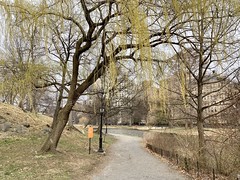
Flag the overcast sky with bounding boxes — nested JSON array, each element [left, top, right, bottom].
[[0, 13, 4, 52]]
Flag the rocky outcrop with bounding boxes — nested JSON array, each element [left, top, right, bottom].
[[0, 117, 29, 134]]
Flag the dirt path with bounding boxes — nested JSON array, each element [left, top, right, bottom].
[[91, 134, 190, 180]]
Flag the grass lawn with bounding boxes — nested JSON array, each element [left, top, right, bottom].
[[0, 130, 115, 180]]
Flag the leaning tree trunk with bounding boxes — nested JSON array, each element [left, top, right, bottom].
[[52, 106, 61, 130], [41, 38, 106, 152], [52, 64, 67, 129], [41, 106, 71, 152]]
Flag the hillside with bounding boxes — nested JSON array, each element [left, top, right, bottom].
[[0, 103, 115, 179], [0, 103, 52, 137]]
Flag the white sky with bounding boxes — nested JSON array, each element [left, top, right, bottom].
[[0, 13, 5, 52]]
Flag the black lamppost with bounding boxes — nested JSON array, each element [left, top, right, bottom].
[[98, 92, 104, 153], [105, 117, 108, 134]]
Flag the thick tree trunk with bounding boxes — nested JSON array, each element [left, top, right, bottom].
[[196, 78, 206, 166], [52, 107, 60, 129], [197, 12, 207, 166], [197, 72, 206, 166], [18, 99, 24, 110], [52, 64, 67, 129], [28, 90, 37, 113], [68, 111, 74, 127], [197, 119, 206, 166], [41, 106, 71, 152]]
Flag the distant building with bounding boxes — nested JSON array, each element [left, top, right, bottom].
[[166, 73, 240, 126]]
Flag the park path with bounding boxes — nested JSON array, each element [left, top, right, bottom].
[[91, 134, 190, 180]]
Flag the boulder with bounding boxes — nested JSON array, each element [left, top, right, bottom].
[[15, 125, 27, 133], [1, 122, 12, 132], [42, 125, 52, 134]]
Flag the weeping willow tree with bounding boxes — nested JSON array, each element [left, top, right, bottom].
[[0, 59, 49, 109], [0, 8, 50, 111], [0, 0, 159, 152]]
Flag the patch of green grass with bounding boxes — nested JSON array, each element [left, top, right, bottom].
[[0, 138, 20, 145], [4, 164, 20, 176]]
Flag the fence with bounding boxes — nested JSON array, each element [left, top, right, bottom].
[[144, 129, 240, 180], [146, 143, 219, 179]]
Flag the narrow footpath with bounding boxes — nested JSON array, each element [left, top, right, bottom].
[[92, 134, 190, 180]]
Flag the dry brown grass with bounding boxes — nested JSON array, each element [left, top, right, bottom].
[[0, 130, 115, 179], [144, 128, 240, 180], [0, 103, 52, 130], [0, 103, 115, 179]]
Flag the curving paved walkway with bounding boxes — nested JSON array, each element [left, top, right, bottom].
[[92, 134, 190, 180]]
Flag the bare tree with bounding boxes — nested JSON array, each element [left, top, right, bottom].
[[164, 0, 240, 165]]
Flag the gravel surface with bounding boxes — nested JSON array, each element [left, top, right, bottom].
[[92, 134, 190, 180]]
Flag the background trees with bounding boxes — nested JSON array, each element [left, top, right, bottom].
[[0, 15, 50, 112]]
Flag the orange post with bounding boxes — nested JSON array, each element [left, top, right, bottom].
[[88, 126, 94, 154], [88, 126, 94, 139]]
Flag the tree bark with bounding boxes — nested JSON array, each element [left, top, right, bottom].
[[196, 77, 207, 166], [197, 70, 207, 166], [41, 106, 71, 152], [68, 111, 74, 127], [52, 63, 67, 129], [197, 119, 206, 166], [18, 99, 24, 110]]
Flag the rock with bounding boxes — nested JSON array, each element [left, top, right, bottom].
[[15, 125, 23, 133], [42, 125, 52, 134], [15, 125, 27, 133], [1, 122, 11, 132]]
